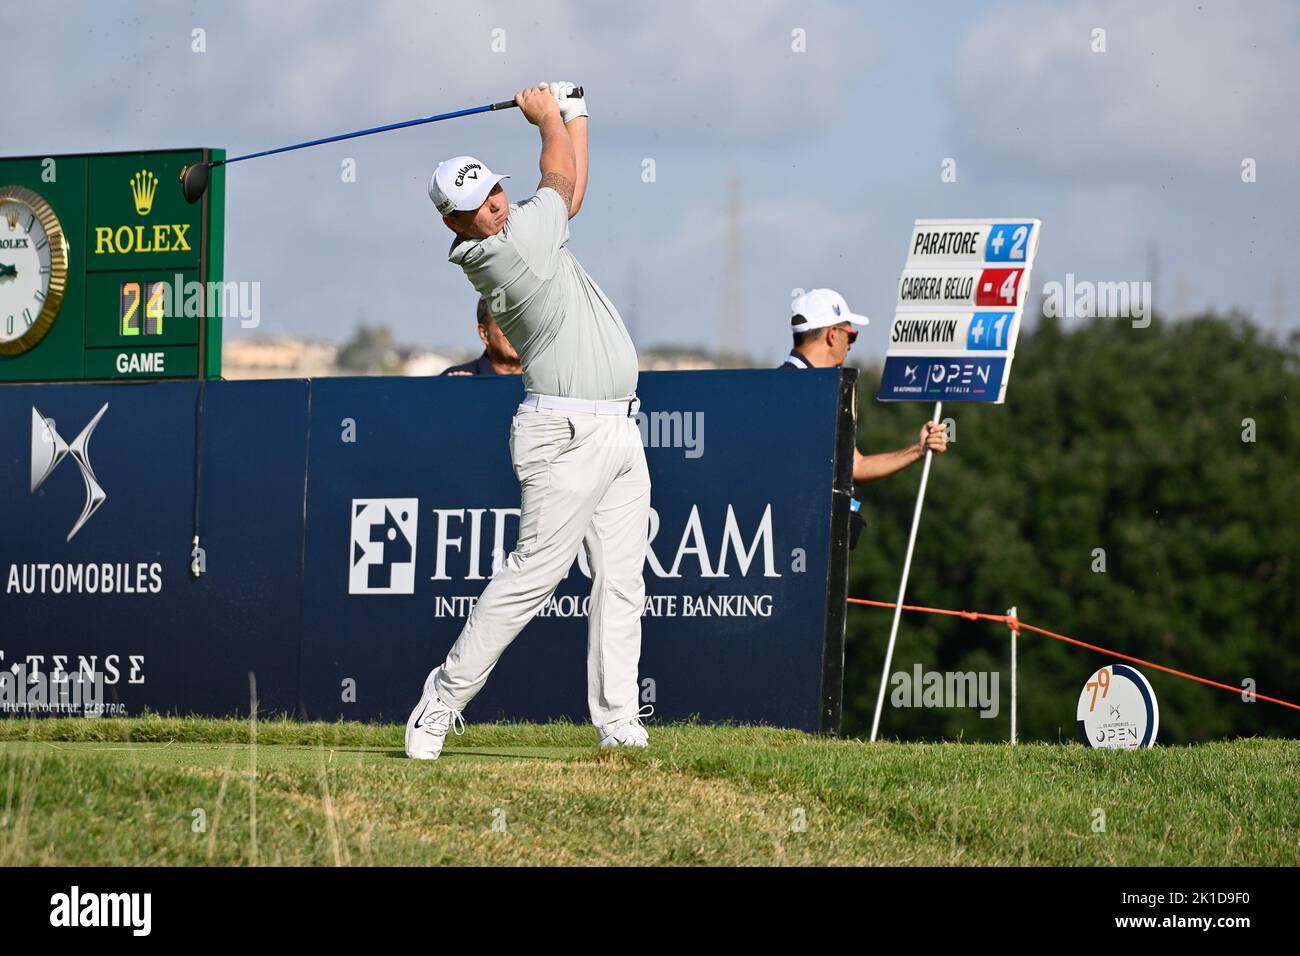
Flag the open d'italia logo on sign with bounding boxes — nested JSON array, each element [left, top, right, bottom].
[[1076, 664, 1159, 749]]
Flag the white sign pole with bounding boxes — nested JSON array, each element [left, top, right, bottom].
[[869, 399, 942, 742], [1007, 605, 1018, 745]]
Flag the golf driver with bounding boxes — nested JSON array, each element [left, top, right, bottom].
[[179, 87, 584, 203]]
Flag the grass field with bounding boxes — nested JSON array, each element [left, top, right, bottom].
[[1, 717, 1296, 866]]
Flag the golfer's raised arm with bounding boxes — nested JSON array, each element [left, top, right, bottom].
[[566, 115, 588, 218], [541, 81, 589, 217], [515, 87, 576, 211]]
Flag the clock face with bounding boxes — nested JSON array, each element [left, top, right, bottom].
[[0, 186, 68, 356]]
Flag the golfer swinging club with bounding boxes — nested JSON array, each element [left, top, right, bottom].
[[406, 82, 651, 759]]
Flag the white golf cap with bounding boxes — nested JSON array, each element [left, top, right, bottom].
[[790, 288, 869, 332], [428, 155, 510, 215]]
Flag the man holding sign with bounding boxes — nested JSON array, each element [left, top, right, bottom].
[[780, 287, 948, 484]]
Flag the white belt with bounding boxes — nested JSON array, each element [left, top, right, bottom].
[[521, 392, 640, 417]]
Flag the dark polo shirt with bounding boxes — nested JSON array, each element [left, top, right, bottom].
[[779, 349, 814, 369], [441, 352, 499, 376], [779, 347, 865, 547]]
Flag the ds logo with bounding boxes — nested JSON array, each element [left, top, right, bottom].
[[31, 403, 110, 541], [349, 499, 418, 594]]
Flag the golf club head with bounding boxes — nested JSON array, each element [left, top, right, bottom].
[[179, 162, 211, 204]]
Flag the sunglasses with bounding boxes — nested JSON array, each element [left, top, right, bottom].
[[835, 325, 858, 345]]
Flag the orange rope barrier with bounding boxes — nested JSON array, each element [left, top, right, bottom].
[[847, 597, 1300, 714]]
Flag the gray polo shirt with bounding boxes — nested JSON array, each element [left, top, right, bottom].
[[447, 187, 638, 401]]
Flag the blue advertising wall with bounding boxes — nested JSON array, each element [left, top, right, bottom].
[[0, 369, 854, 732]]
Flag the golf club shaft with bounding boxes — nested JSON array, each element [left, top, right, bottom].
[[222, 89, 583, 168]]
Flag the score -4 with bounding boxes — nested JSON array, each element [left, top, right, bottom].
[[974, 268, 1024, 308]]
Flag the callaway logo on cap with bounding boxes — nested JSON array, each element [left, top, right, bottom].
[[428, 155, 511, 216], [790, 288, 869, 332]]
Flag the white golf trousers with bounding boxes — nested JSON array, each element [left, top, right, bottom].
[[434, 400, 652, 726]]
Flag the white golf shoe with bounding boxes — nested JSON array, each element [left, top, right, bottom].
[[597, 705, 653, 750], [405, 668, 466, 760]]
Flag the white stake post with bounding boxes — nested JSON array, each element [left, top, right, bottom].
[[869, 400, 942, 742], [1007, 605, 1018, 745]]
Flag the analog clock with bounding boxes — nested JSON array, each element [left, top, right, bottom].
[[0, 185, 69, 356]]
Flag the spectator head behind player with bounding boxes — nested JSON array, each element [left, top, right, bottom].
[[477, 297, 520, 367]]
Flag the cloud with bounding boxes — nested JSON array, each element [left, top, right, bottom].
[[217, 0, 875, 146], [8, 0, 874, 154], [949, 0, 1300, 182]]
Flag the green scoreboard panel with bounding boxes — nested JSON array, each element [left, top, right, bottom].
[[0, 148, 225, 382]]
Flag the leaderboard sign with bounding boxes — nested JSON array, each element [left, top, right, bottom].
[[879, 219, 1041, 403], [0, 149, 225, 383]]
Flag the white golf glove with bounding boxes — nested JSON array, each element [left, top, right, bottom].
[[538, 80, 588, 123]]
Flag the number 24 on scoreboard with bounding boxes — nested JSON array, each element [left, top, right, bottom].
[[119, 281, 166, 337]]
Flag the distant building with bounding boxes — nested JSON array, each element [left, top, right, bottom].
[[398, 349, 460, 377], [638, 348, 722, 371], [223, 339, 737, 380], [223, 337, 462, 379], [222, 338, 339, 379]]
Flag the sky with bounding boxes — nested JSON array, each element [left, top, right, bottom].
[[6, 0, 1298, 363]]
